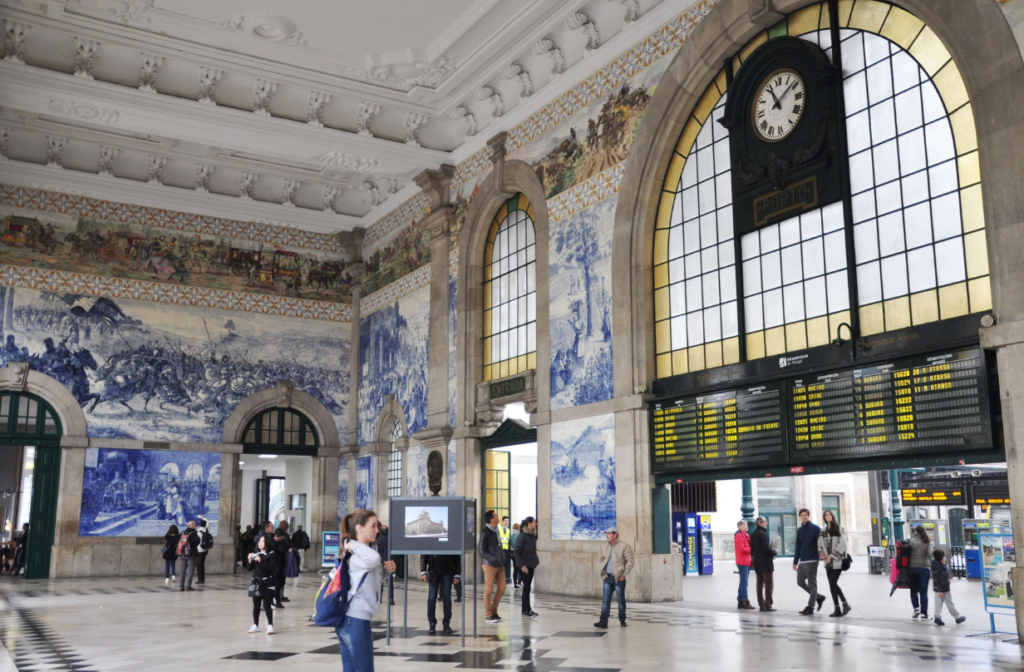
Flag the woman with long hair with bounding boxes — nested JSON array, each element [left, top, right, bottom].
[[908, 525, 934, 618], [336, 509, 396, 671], [162, 524, 179, 585], [245, 533, 279, 634], [817, 511, 851, 617]]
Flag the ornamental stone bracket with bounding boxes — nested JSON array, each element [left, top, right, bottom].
[[747, 0, 785, 26], [474, 369, 537, 430], [487, 132, 509, 195], [411, 426, 453, 451], [413, 164, 455, 210]]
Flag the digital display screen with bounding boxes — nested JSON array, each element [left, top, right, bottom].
[[901, 486, 964, 504], [789, 348, 991, 462], [649, 347, 993, 476], [650, 382, 786, 474], [322, 531, 340, 568]]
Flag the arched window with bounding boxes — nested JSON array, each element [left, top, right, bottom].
[[653, 1, 990, 378], [387, 421, 403, 498], [242, 407, 319, 455], [0, 392, 60, 440], [483, 194, 537, 381]]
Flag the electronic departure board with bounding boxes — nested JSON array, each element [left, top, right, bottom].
[[650, 382, 787, 473], [900, 486, 965, 505], [789, 348, 991, 462]]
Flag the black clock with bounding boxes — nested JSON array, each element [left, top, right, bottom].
[[720, 37, 846, 238]]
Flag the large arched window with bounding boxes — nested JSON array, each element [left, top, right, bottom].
[[653, 1, 990, 378], [243, 407, 319, 455], [387, 420, 403, 498], [483, 193, 537, 381]]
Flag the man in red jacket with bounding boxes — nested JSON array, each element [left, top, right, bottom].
[[735, 521, 755, 609]]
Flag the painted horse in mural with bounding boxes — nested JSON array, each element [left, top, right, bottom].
[[64, 232, 103, 260]]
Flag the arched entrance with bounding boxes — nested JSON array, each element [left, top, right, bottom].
[[242, 407, 319, 529], [0, 391, 62, 579]]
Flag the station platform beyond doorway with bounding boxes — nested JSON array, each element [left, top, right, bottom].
[[1, 567, 1022, 671]]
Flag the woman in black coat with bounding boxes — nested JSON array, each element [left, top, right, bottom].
[[162, 525, 179, 585], [749, 517, 777, 612], [245, 535, 280, 634]]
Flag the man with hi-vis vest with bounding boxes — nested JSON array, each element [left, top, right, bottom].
[[498, 516, 513, 585]]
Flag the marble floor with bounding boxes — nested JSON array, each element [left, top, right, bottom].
[[1, 569, 1023, 672]]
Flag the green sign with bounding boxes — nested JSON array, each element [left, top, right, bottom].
[[490, 376, 526, 400]]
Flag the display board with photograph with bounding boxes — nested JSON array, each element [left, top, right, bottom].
[[322, 531, 341, 568], [981, 533, 1017, 612], [387, 497, 476, 555]]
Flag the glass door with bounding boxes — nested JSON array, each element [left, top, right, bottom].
[[484, 450, 510, 523]]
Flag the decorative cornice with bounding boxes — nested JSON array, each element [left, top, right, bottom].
[[360, 263, 431, 317], [506, 0, 718, 154], [0, 183, 349, 253], [363, 192, 431, 248], [0, 264, 351, 323], [547, 161, 624, 222]]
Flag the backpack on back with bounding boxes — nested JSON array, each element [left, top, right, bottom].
[[313, 551, 365, 627], [177, 532, 193, 558], [895, 539, 912, 569], [200, 530, 214, 551]]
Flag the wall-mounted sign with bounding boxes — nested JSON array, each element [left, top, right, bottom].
[[901, 487, 965, 505], [490, 376, 526, 400]]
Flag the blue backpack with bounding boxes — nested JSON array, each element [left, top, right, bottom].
[[312, 552, 365, 627]]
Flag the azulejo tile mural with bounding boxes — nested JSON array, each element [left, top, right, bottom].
[[406, 445, 429, 497], [0, 198, 354, 304], [356, 455, 375, 510], [0, 264, 351, 323], [551, 414, 616, 541], [448, 444, 456, 497], [338, 457, 350, 524], [0, 286, 350, 442], [79, 448, 221, 537], [357, 284, 430, 445], [549, 195, 615, 411]]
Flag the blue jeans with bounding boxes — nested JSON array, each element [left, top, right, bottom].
[[737, 565, 750, 601], [336, 616, 374, 672], [909, 567, 931, 615], [427, 573, 454, 627], [164, 559, 175, 579], [600, 576, 626, 624]]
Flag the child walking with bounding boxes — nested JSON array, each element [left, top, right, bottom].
[[931, 549, 966, 626]]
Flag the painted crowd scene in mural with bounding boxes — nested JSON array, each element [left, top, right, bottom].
[[0, 286, 350, 442], [357, 287, 430, 445], [79, 448, 221, 537], [337, 457, 350, 524], [549, 197, 615, 411], [550, 414, 616, 541], [356, 455, 375, 510], [361, 220, 432, 296], [0, 205, 354, 303]]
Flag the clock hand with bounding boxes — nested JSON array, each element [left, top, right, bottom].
[[774, 81, 798, 109], [767, 86, 781, 109]]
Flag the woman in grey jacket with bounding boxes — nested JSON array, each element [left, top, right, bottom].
[[908, 525, 934, 618], [336, 509, 396, 672], [817, 511, 851, 617]]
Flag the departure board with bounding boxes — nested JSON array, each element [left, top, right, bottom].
[[650, 382, 787, 473], [789, 348, 991, 462], [900, 486, 965, 505]]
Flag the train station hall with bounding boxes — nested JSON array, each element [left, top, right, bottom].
[[2, 0, 1024, 670]]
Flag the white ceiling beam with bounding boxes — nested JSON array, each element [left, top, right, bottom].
[[0, 160, 364, 234], [0, 62, 452, 176]]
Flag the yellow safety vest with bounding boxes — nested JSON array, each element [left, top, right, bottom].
[[498, 524, 511, 550]]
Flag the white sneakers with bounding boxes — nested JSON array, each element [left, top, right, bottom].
[[267, 624, 275, 635], [164, 578, 169, 585], [248, 625, 259, 634]]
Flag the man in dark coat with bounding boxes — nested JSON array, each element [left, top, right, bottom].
[[421, 553, 461, 635], [749, 516, 776, 612]]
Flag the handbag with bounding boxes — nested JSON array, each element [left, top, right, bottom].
[[248, 577, 261, 598], [840, 554, 852, 571], [160, 546, 168, 555]]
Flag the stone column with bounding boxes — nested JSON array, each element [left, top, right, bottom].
[[310, 453, 339, 568], [411, 165, 457, 474], [980, 322, 1024, 638], [346, 262, 365, 451]]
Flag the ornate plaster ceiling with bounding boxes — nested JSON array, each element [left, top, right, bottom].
[[0, 0, 676, 233]]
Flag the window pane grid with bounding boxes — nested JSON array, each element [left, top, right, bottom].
[[388, 421, 403, 498], [483, 195, 538, 381]]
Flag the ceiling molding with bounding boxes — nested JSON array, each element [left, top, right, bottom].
[[0, 160, 362, 233]]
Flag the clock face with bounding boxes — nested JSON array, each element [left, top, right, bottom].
[[752, 70, 805, 142]]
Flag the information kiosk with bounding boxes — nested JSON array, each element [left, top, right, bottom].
[[964, 520, 1009, 579]]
